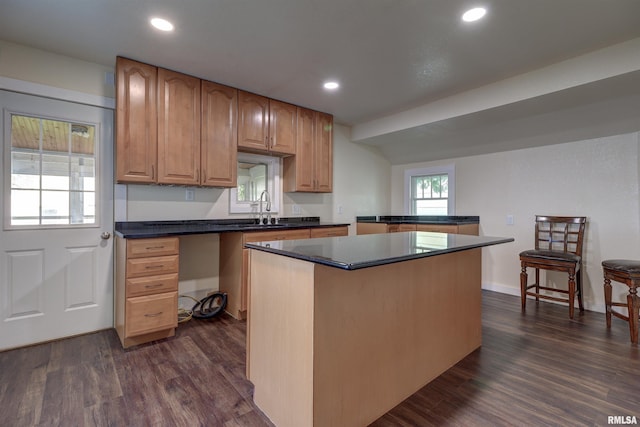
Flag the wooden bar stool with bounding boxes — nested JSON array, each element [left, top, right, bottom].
[[520, 216, 586, 319], [602, 260, 640, 345]]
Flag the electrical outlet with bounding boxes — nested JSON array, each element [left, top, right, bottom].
[[292, 205, 301, 215], [338, 205, 344, 215], [506, 215, 514, 225], [185, 189, 195, 201]]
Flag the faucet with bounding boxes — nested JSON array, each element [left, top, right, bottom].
[[258, 190, 271, 224]]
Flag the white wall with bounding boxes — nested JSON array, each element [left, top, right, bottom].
[[0, 40, 115, 100], [391, 132, 640, 313]]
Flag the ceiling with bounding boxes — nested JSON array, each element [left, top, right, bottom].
[[1, 0, 640, 164]]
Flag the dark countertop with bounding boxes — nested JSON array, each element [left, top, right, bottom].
[[356, 215, 479, 225], [115, 217, 351, 239], [246, 231, 513, 270]]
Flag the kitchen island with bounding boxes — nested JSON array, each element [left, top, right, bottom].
[[246, 231, 513, 427]]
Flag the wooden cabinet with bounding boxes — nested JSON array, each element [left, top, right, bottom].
[[310, 226, 348, 238], [220, 226, 345, 319], [416, 223, 479, 235], [315, 112, 334, 192], [201, 81, 238, 187], [357, 222, 479, 235], [157, 68, 201, 185], [116, 57, 157, 183], [283, 108, 333, 193], [238, 91, 296, 156], [115, 236, 179, 348], [116, 57, 237, 187], [389, 224, 417, 233]]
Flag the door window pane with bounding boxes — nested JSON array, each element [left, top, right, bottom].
[[9, 114, 97, 227]]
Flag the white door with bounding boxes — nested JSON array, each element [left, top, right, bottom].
[[0, 90, 114, 351]]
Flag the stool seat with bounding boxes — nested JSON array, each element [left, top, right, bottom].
[[519, 249, 581, 264], [602, 259, 640, 345], [602, 259, 640, 275]]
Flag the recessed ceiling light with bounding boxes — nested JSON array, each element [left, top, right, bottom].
[[323, 81, 339, 90], [461, 7, 487, 22], [150, 17, 174, 32]]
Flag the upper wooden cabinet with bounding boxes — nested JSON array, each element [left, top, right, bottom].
[[283, 108, 333, 193], [201, 81, 238, 187], [238, 91, 296, 156], [116, 57, 157, 183], [157, 68, 201, 185], [115, 57, 237, 187]]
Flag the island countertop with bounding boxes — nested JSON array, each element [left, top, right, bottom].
[[246, 231, 513, 270]]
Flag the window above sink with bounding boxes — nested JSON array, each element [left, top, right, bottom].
[[229, 153, 280, 214]]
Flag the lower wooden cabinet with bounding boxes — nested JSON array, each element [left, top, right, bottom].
[[115, 236, 179, 348], [357, 222, 479, 236], [220, 226, 348, 319]]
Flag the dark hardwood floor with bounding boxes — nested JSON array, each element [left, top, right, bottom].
[[1, 291, 638, 427]]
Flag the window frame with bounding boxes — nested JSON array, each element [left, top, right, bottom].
[[404, 164, 455, 216], [229, 152, 281, 214], [3, 109, 101, 230]]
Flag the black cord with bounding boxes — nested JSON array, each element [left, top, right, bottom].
[[191, 292, 228, 319]]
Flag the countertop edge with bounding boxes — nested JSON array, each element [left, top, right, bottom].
[[246, 234, 514, 270], [114, 221, 351, 239]]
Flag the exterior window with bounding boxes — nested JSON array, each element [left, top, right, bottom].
[[9, 114, 96, 227], [404, 165, 455, 215], [411, 174, 448, 215]]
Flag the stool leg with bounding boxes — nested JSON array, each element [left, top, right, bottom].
[[534, 268, 540, 302], [577, 268, 584, 312], [628, 285, 639, 345], [520, 264, 528, 312], [604, 277, 613, 328], [568, 273, 575, 319]]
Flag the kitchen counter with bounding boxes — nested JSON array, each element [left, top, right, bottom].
[[247, 231, 513, 427], [246, 231, 512, 270], [356, 215, 479, 225], [115, 217, 350, 239]]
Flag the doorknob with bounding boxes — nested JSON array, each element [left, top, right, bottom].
[[101, 232, 111, 240]]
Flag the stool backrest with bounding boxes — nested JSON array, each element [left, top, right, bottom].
[[534, 215, 586, 256]]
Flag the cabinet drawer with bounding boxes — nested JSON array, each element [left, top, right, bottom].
[[125, 292, 178, 337], [310, 226, 349, 238], [243, 228, 311, 243], [126, 255, 179, 278], [127, 237, 179, 258], [126, 273, 179, 297], [416, 224, 459, 233]]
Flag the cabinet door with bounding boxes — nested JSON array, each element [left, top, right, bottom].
[[315, 112, 333, 192], [284, 107, 315, 192], [268, 99, 296, 155], [116, 57, 157, 183], [238, 91, 269, 152], [415, 224, 459, 233], [157, 68, 201, 185], [310, 226, 348, 238], [201, 81, 237, 187]]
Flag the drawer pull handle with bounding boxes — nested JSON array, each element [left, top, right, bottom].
[[144, 283, 163, 288], [145, 312, 163, 317], [145, 246, 166, 250]]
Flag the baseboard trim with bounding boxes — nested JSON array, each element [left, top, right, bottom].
[[481, 282, 605, 314]]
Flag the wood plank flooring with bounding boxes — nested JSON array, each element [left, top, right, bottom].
[[1, 291, 638, 426]]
